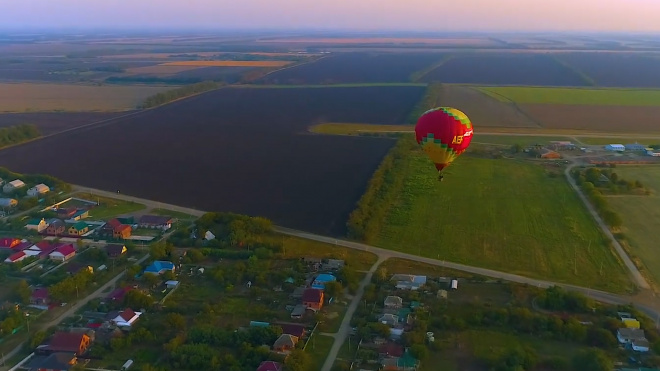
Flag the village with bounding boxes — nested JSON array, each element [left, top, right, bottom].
[[0, 174, 658, 371]]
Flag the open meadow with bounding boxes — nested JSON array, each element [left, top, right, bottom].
[[479, 86, 660, 106], [0, 85, 424, 236], [368, 139, 629, 292], [0, 83, 171, 112], [602, 165, 660, 286]]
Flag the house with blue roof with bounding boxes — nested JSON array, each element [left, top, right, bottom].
[[312, 273, 336, 289], [144, 260, 175, 275]]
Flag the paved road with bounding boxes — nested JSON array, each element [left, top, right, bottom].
[[563, 163, 650, 290], [319, 256, 386, 371], [0, 253, 150, 368]]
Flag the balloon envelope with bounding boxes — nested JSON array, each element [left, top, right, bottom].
[[414, 107, 474, 171]]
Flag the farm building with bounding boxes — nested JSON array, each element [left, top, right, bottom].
[[144, 260, 175, 275], [3, 179, 25, 193], [26, 218, 49, 232], [49, 244, 77, 262], [311, 273, 336, 289], [625, 143, 647, 151], [301, 288, 324, 311], [27, 183, 50, 197], [0, 198, 18, 207], [138, 215, 174, 230], [549, 141, 575, 150], [646, 150, 660, 157], [540, 149, 561, 159], [108, 308, 141, 327], [605, 144, 625, 151]]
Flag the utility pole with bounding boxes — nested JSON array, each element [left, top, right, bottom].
[[25, 313, 30, 332]]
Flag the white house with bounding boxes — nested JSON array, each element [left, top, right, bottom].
[[632, 339, 650, 352], [617, 328, 646, 344], [111, 308, 142, 327], [604, 144, 625, 151], [27, 184, 50, 197], [3, 179, 25, 193]]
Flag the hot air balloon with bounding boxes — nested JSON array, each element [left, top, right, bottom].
[[414, 107, 474, 181]]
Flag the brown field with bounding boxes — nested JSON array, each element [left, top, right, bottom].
[[0, 83, 171, 112], [102, 52, 222, 59], [160, 60, 292, 67], [520, 104, 660, 133], [124, 65, 203, 75], [257, 37, 495, 45], [438, 85, 540, 128]]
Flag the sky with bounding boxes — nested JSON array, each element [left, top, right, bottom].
[[3, 0, 660, 33]]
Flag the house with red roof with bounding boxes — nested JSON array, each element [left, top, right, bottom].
[[38, 332, 91, 356], [31, 288, 50, 306], [257, 361, 283, 371], [108, 308, 141, 327], [49, 244, 76, 262], [275, 323, 306, 339], [99, 219, 132, 240], [301, 288, 324, 312], [4, 250, 27, 263], [0, 237, 22, 251], [34, 241, 59, 259], [379, 341, 404, 358], [106, 286, 131, 301]]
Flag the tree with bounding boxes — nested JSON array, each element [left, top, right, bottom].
[[143, 273, 160, 287], [29, 330, 47, 348], [572, 348, 613, 371], [14, 280, 31, 304], [165, 313, 186, 333], [601, 209, 622, 229], [284, 349, 311, 371], [410, 344, 428, 361], [324, 281, 343, 300], [587, 328, 617, 349], [124, 290, 154, 310]]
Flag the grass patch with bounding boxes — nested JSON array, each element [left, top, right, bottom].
[[318, 302, 348, 333], [281, 236, 378, 271], [364, 136, 629, 292], [307, 333, 334, 371], [149, 208, 197, 220], [234, 83, 427, 89], [576, 137, 657, 145], [310, 123, 412, 135], [0, 83, 171, 112], [604, 165, 660, 286], [474, 134, 572, 146], [74, 193, 146, 219], [478, 86, 660, 106]]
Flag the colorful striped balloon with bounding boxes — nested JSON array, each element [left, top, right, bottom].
[[414, 107, 474, 173]]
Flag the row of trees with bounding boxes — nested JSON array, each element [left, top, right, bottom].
[[347, 136, 418, 242], [47, 270, 94, 302], [573, 169, 623, 229], [582, 167, 647, 194], [0, 124, 40, 149], [138, 81, 222, 108]]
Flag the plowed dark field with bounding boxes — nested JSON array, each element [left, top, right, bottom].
[[557, 53, 660, 87], [520, 104, 660, 133], [260, 53, 445, 84], [420, 53, 590, 86], [0, 86, 424, 235], [0, 112, 132, 135], [437, 85, 539, 128]]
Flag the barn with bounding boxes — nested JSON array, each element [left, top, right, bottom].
[[605, 144, 625, 151]]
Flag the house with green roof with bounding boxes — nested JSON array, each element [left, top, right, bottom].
[[381, 348, 419, 370], [25, 218, 48, 233], [67, 221, 89, 236]]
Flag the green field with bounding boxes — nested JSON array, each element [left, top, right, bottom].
[[234, 83, 427, 89], [74, 193, 146, 219], [474, 134, 571, 146], [604, 165, 660, 286], [478, 86, 660, 106], [372, 147, 629, 292]]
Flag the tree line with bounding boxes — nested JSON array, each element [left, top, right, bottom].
[[138, 81, 222, 108], [572, 168, 623, 229], [347, 136, 418, 243], [0, 124, 40, 149]]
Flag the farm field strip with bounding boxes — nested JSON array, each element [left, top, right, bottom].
[[0, 86, 424, 236], [373, 147, 629, 292], [161, 60, 292, 67], [256, 37, 497, 45], [124, 65, 204, 74], [602, 165, 660, 286], [0, 83, 171, 112], [479, 86, 660, 105], [234, 82, 428, 88]]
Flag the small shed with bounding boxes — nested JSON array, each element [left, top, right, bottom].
[[165, 280, 179, 289], [605, 144, 625, 151]]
